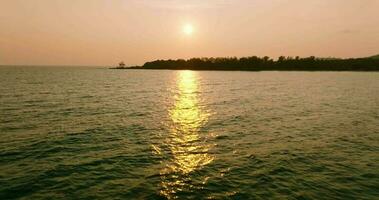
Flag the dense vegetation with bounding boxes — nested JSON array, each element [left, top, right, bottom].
[[117, 55, 379, 71], [369, 54, 379, 60]]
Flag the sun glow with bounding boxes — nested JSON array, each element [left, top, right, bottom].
[[183, 24, 194, 35]]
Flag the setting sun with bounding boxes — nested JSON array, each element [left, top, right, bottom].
[[183, 24, 194, 35]]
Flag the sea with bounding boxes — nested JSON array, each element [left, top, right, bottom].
[[0, 66, 378, 199]]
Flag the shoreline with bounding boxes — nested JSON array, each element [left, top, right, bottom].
[[109, 67, 379, 72], [110, 55, 379, 72]]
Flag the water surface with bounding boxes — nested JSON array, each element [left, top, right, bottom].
[[0, 67, 378, 199]]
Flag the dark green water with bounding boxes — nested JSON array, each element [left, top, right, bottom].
[[0, 67, 378, 199]]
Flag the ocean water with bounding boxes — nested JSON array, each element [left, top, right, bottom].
[[0, 66, 378, 199]]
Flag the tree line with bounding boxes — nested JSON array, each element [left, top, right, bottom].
[[124, 55, 379, 71]]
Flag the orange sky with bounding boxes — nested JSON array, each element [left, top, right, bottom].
[[1, 0, 379, 66]]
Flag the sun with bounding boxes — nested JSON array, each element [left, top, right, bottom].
[[183, 24, 194, 36]]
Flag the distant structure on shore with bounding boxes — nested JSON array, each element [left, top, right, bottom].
[[110, 61, 128, 69], [119, 61, 125, 68]]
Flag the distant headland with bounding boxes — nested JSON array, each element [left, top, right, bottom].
[[111, 55, 379, 71]]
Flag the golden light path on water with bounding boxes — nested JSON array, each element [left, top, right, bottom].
[[160, 71, 214, 199]]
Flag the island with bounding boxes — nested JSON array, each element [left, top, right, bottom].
[[111, 55, 379, 71]]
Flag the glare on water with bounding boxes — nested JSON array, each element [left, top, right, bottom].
[[160, 71, 214, 199]]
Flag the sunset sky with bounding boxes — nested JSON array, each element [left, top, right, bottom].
[[1, 0, 379, 66]]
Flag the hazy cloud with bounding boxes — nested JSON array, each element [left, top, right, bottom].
[[131, 0, 233, 10], [340, 29, 359, 34]]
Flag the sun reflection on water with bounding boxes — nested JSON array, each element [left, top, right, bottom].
[[160, 70, 214, 199]]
